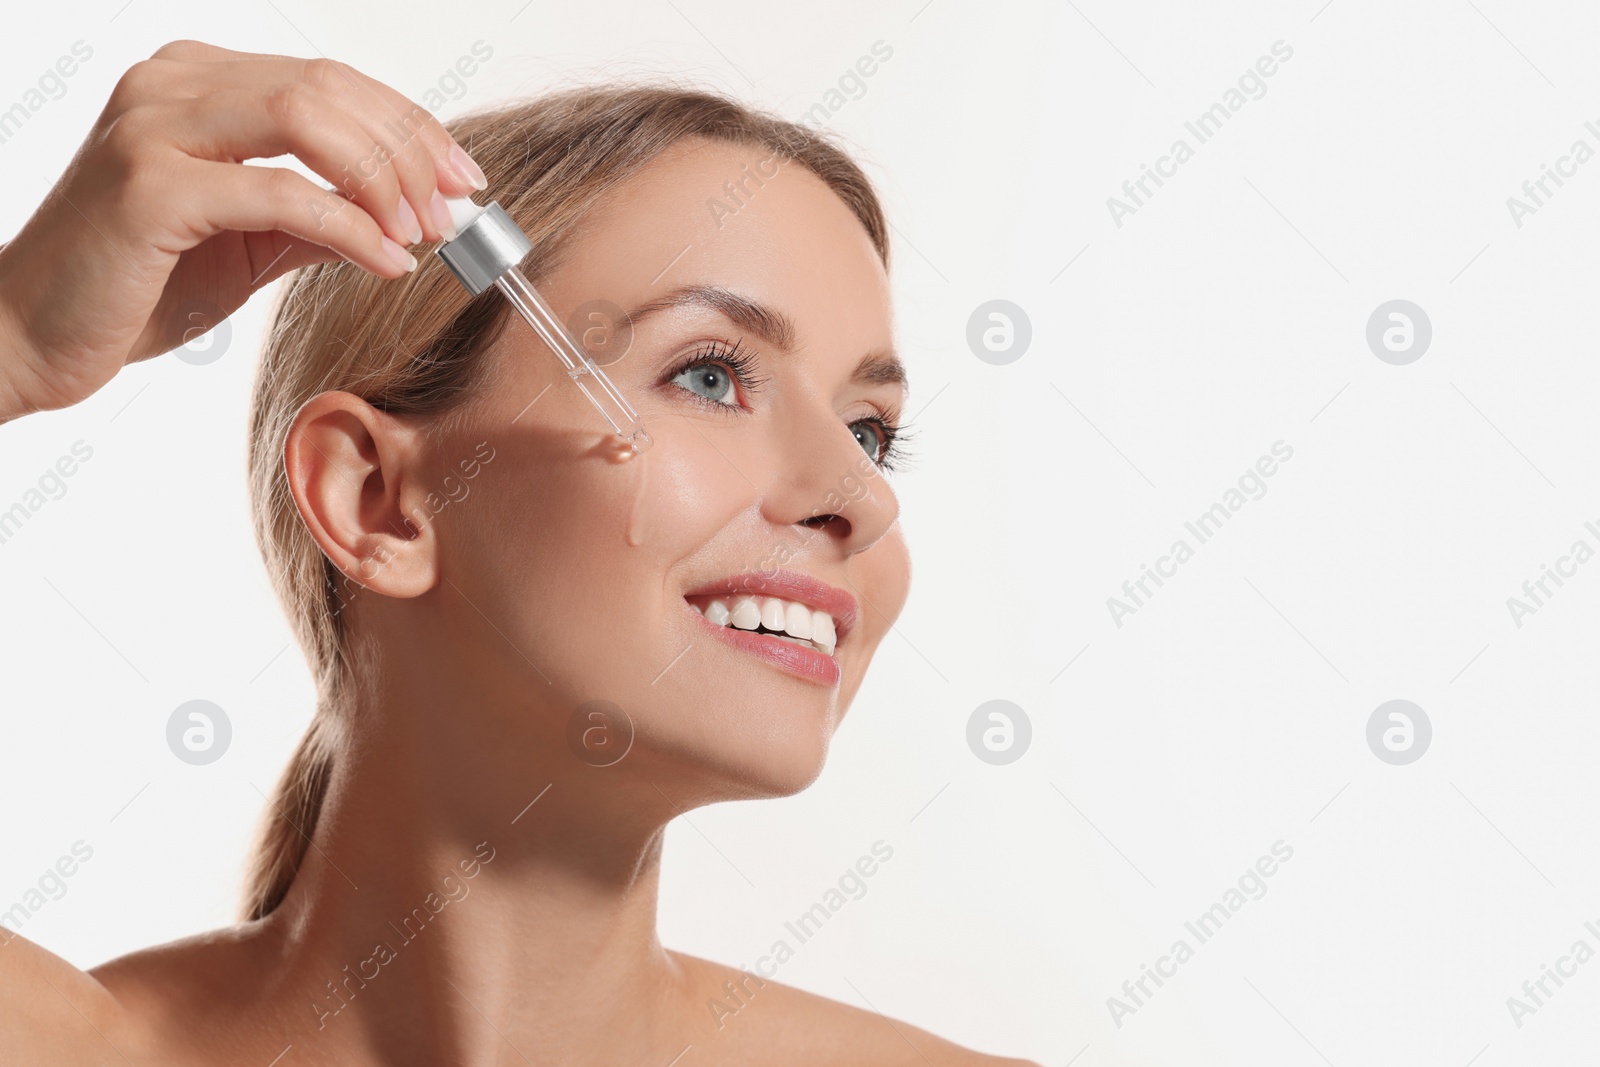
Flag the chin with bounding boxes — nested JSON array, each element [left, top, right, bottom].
[[629, 700, 839, 803], [741, 733, 832, 797]]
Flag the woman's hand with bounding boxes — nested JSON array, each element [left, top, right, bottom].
[[0, 39, 487, 423]]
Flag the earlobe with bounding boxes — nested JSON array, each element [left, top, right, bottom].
[[284, 391, 438, 600]]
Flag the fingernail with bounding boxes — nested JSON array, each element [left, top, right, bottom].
[[449, 143, 488, 191], [430, 188, 458, 241], [396, 197, 423, 244], [381, 236, 417, 273]]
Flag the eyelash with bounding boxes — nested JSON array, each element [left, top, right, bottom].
[[661, 338, 916, 472], [664, 338, 769, 402]]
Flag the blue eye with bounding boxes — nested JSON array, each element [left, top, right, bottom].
[[850, 415, 910, 471], [664, 338, 765, 409], [851, 418, 885, 461], [670, 361, 737, 405]]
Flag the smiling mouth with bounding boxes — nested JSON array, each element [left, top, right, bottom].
[[685, 593, 838, 657]]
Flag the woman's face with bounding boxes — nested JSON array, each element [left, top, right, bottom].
[[423, 137, 910, 797]]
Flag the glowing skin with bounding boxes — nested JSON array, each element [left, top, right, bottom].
[[5, 139, 1036, 1066]]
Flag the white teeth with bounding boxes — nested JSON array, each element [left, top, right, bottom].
[[689, 592, 838, 656], [730, 595, 762, 630], [811, 610, 836, 651], [769, 634, 811, 648], [785, 600, 812, 640]]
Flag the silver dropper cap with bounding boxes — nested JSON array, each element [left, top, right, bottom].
[[436, 200, 532, 296]]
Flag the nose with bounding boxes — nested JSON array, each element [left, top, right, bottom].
[[760, 393, 899, 556]]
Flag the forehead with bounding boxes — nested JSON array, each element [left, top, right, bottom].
[[548, 136, 893, 354]]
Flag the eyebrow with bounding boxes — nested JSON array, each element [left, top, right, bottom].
[[624, 283, 908, 391]]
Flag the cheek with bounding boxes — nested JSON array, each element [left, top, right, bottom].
[[626, 419, 756, 549], [439, 422, 761, 685], [852, 522, 911, 647], [826, 522, 911, 722]]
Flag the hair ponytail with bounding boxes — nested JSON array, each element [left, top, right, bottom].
[[241, 710, 337, 920]]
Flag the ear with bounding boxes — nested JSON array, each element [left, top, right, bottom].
[[284, 391, 438, 601]]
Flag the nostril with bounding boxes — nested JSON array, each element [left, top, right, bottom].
[[802, 513, 849, 535], [800, 514, 852, 540]]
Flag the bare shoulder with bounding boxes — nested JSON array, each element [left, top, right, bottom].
[[0, 930, 134, 1062], [84, 919, 260, 1016], [8, 920, 283, 1067], [673, 951, 1040, 1066]]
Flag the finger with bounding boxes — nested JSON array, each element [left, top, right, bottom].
[[149, 48, 487, 223], [305, 59, 489, 199], [290, 60, 476, 242], [161, 88, 425, 250], [181, 157, 417, 278], [149, 38, 298, 63], [243, 229, 346, 286]]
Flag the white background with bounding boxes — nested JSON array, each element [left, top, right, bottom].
[[4, 1, 1599, 1064]]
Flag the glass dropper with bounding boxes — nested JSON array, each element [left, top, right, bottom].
[[435, 196, 652, 455]]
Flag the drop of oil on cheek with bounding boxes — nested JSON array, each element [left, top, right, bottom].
[[624, 445, 650, 548]]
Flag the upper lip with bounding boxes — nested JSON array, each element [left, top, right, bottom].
[[683, 568, 860, 646]]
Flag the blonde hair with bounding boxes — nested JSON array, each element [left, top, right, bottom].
[[241, 80, 892, 920]]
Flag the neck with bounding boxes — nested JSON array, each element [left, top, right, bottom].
[[249, 677, 702, 1065]]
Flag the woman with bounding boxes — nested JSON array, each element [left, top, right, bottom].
[[0, 40, 1036, 1065]]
